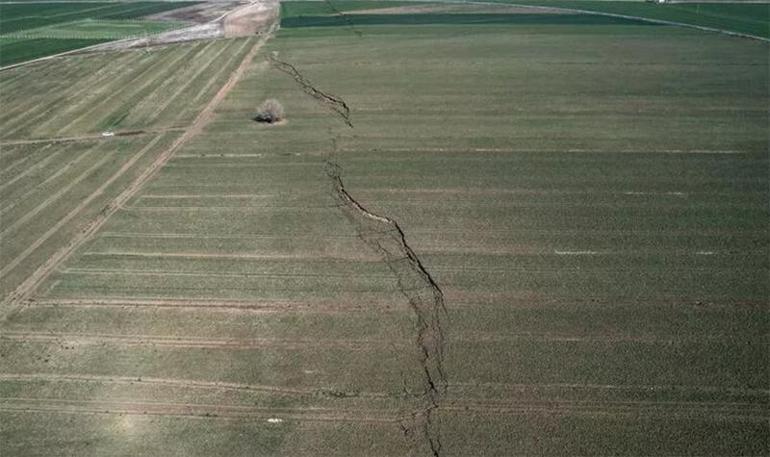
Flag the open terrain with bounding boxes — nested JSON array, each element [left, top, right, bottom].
[[1, 0, 768, 455], [0, 1, 199, 66]]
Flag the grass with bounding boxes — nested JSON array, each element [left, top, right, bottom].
[[0, 38, 253, 138], [0, 1, 198, 65], [493, 0, 770, 38], [2, 19, 190, 40], [1, 2, 768, 455], [0, 2, 198, 34], [282, 12, 652, 27], [0, 37, 109, 66]]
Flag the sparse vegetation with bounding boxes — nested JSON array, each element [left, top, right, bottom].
[[254, 98, 284, 123], [1, 1, 767, 456]]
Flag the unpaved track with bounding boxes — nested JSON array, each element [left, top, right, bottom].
[[0, 129, 184, 147], [0, 373, 390, 398], [1, 18, 278, 319]]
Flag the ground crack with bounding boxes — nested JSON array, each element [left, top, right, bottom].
[[325, 147, 447, 456], [269, 55, 353, 127], [323, 0, 363, 37]]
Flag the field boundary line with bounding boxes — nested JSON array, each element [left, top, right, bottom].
[[1, 331, 392, 350], [437, 0, 770, 42], [0, 401, 401, 423], [1, 22, 277, 320], [0, 128, 186, 146]]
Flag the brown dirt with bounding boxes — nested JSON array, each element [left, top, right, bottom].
[[224, 1, 279, 38], [145, 2, 241, 24]]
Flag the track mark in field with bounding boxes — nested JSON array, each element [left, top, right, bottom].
[[325, 149, 446, 456], [554, 250, 601, 256], [0, 144, 97, 216], [0, 150, 114, 238], [0, 128, 185, 147], [269, 55, 353, 127], [439, 401, 767, 420], [53, 45, 202, 136], [450, 381, 770, 396], [81, 251, 381, 262], [0, 136, 164, 283], [1, 331, 389, 351], [0, 374, 390, 398], [1, 24, 278, 318], [0, 144, 57, 193], [145, 40, 228, 124], [25, 297, 397, 313], [0, 398, 399, 422]]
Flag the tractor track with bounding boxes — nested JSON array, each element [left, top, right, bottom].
[[0, 373, 390, 398], [1, 330, 394, 351]]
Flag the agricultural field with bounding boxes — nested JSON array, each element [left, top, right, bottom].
[[497, 0, 770, 38], [0, 1, 198, 66], [1, 0, 768, 456]]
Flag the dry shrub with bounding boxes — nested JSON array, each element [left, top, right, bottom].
[[255, 98, 284, 123]]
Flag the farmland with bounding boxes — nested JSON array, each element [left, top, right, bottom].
[[1, 0, 768, 456], [0, 1, 198, 66]]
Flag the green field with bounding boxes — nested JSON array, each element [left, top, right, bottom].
[[1, 1, 768, 455], [0, 1, 197, 66], [506, 0, 770, 38]]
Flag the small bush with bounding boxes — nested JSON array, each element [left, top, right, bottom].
[[254, 98, 284, 123]]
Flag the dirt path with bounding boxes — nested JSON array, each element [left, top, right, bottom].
[[1, 18, 279, 320], [0, 128, 184, 147]]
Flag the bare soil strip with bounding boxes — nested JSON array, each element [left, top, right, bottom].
[[1, 331, 389, 350], [0, 144, 60, 193], [25, 297, 391, 313], [0, 136, 164, 283], [184, 38, 253, 108], [30, 51, 154, 135], [1, 53, 133, 136], [1, 21, 278, 318], [439, 403, 767, 420], [0, 398, 399, 422], [0, 373, 390, 398], [343, 147, 748, 155], [0, 152, 115, 238], [54, 44, 202, 135], [143, 41, 230, 123], [59, 268, 393, 280], [80, 251, 381, 262], [0, 128, 186, 147], [0, 144, 98, 216], [0, 145, 50, 176]]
